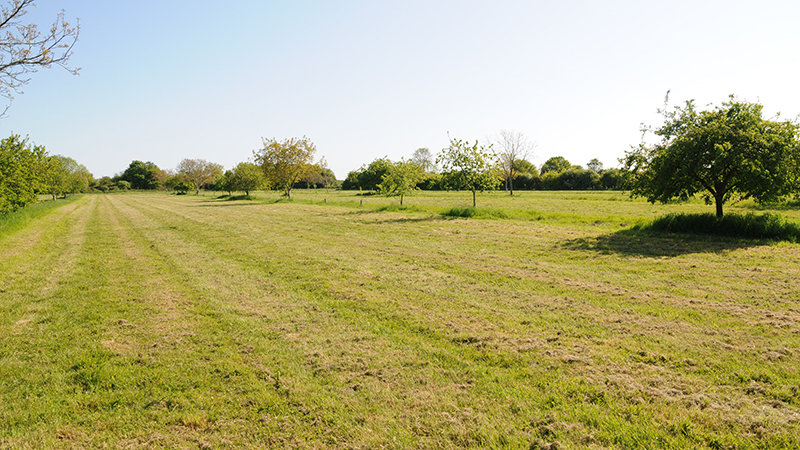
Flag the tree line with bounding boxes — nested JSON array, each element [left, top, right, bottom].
[[0, 135, 93, 213], [3, 97, 799, 218]]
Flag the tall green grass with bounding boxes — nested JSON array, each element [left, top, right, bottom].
[[0, 197, 79, 238], [640, 212, 800, 241]]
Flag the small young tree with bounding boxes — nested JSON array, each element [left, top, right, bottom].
[[623, 95, 800, 217], [378, 159, 424, 206], [437, 138, 500, 208], [254, 136, 316, 199]]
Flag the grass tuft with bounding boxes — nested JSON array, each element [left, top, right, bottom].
[[641, 212, 800, 241], [375, 204, 425, 213]]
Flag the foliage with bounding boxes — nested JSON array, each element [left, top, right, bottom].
[[118, 160, 161, 190], [254, 136, 316, 198], [599, 168, 623, 190], [641, 212, 800, 241], [540, 156, 573, 174], [164, 173, 194, 194], [494, 130, 535, 195], [411, 148, 437, 173], [587, 158, 603, 173], [378, 159, 424, 205], [41, 155, 71, 200], [177, 158, 223, 195], [40, 155, 92, 200], [0, 134, 45, 212], [228, 162, 265, 196], [0, 0, 80, 113], [94, 176, 115, 192], [623, 95, 800, 217], [437, 138, 500, 207], [298, 157, 337, 190], [115, 180, 131, 190], [341, 157, 392, 191]]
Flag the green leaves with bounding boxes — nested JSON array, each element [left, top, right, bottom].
[[624, 96, 800, 217], [0, 134, 46, 212], [437, 138, 501, 207]]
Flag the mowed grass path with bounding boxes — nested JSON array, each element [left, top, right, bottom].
[[1, 193, 799, 449]]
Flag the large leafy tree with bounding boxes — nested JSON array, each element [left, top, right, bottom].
[[437, 138, 500, 208], [0, 0, 80, 113], [229, 162, 266, 196], [177, 158, 223, 195], [623, 96, 800, 217], [254, 136, 316, 199], [0, 134, 45, 212], [378, 159, 424, 206], [119, 160, 161, 190], [540, 156, 573, 174]]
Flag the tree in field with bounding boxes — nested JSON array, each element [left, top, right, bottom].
[[622, 95, 800, 217], [411, 148, 437, 173], [493, 130, 535, 195], [164, 173, 194, 194], [378, 159, 424, 206], [254, 136, 316, 199], [344, 157, 392, 191], [302, 157, 337, 191], [230, 162, 266, 196], [0, 0, 80, 113], [0, 134, 45, 212], [41, 154, 70, 200], [437, 138, 500, 208], [119, 160, 161, 190], [587, 158, 603, 174], [540, 156, 573, 174], [177, 158, 223, 195]]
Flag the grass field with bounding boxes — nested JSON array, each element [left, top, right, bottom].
[[1, 190, 799, 449]]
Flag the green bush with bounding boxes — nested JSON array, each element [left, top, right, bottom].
[[642, 212, 800, 241]]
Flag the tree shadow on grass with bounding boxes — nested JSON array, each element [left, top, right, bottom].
[[563, 229, 764, 258]]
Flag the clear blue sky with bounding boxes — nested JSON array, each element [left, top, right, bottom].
[[2, 0, 799, 179]]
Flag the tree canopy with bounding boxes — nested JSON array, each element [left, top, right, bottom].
[[254, 136, 317, 199], [540, 156, 573, 174], [177, 158, 223, 195], [119, 160, 161, 190], [0, 134, 44, 212], [623, 96, 800, 217]]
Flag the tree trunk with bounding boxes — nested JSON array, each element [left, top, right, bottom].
[[400, 194, 404, 206], [509, 176, 514, 196], [472, 190, 476, 208], [715, 197, 723, 218]]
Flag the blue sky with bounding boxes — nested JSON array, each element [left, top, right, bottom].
[[2, 0, 799, 179]]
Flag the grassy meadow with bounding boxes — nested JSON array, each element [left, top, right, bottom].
[[1, 190, 799, 449]]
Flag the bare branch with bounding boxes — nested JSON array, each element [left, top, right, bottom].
[[0, 0, 79, 114]]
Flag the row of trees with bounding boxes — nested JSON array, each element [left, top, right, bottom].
[[0, 134, 93, 212], [343, 152, 623, 194]]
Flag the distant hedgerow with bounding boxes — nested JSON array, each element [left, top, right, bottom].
[[640, 212, 800, 241]]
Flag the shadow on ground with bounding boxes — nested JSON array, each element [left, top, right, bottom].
[[563, 229, 763, 257]]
